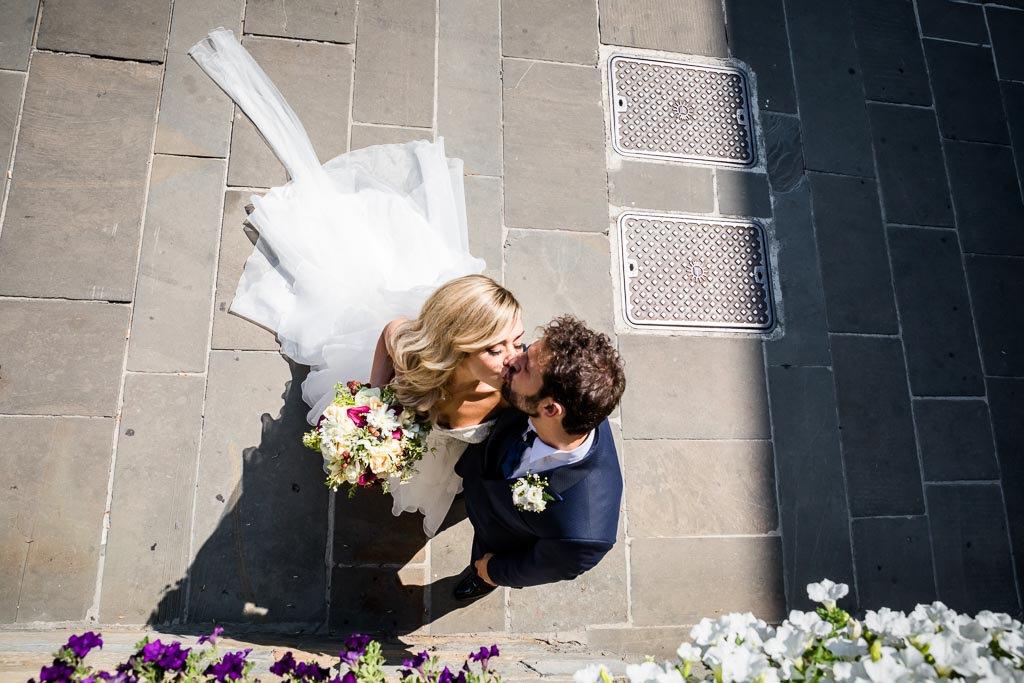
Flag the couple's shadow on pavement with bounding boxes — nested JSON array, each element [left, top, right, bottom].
[[151, 361, 474, 644]]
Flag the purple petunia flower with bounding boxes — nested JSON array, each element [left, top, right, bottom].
[[401, 651, 428, 670], [269, 651, 296, 677], [198, 627, 225, 646], [65, 632, 103, 659], [204, 649, 250, 682], [294, 661, 330, 682], [39, 661, 75, 683], [341, 673, 357, 683], [467, 645, 499, 669], [141, 640, 190, 671]]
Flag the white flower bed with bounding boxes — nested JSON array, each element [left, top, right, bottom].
[[576, 580, 1024, 683]]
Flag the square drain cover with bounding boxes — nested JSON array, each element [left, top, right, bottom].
[[619, 212, 775, 331], [609, 55, 756, 167]]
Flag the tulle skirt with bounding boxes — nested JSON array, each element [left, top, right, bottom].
[[190, 29, 485, 422]]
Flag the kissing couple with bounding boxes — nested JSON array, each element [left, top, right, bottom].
[[189, 30, 626, 598]]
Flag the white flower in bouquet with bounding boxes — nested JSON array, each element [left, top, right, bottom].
[[510, 473, 553, 512], [807, 579, 849, 609], [343, 459, 363, 485], [366, 403, 400, 433]]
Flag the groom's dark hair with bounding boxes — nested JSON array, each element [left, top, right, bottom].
[[538, 315, 626, 436]]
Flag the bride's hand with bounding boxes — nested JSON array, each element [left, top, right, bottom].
[[369, 318, 405, 387]]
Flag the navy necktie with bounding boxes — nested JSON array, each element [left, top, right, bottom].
[[501, 429, 537, 479]]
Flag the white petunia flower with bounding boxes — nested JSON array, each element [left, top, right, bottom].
[[975, 610, 1014, 631], [573, 664, 610, 683], [788, 610, 834, 637], [807, 579, 849, 609], [1000, 629, 1024, 659], [655, 667, 685, 683], [675, 642, 702, 663], [625, 661, 664, 683], [864, 607, 912, 644], [704, 640, 775, 683], [825, 636, 867, 659], [763, 624, 812, 662]]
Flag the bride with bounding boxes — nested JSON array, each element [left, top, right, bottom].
[[190, 29, 521, 536]]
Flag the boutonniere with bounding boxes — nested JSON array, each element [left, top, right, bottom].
[[510, 473, 555, 512]]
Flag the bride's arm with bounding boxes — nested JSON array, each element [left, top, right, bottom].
[[369, 318, 407, 387]]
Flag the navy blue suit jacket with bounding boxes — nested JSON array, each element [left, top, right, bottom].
[[454, 407, 622, 588]]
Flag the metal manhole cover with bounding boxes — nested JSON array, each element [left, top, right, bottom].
[[609, 55, 756, 167], [618, 212, 775, 331]]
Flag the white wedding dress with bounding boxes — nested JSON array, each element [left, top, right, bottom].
[[191, 28, 490, 537]]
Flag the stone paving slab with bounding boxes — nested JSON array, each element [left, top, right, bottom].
[[501, 0, 598, 65], [927, 483, 1020, 615], [586, 625, 694, 660], [623, 439, 778, 536], [715, 169, 772, 218], [830, 335, 924, 518], [464, 175, 503, 284], [0, 71, 23, 193], [503, 228, 614, 338], [868, 103, 954, 227], [333, 490, 426, 565], [438, 0, 502, 177], [887, 226, 984, 396], [0, 416, 113, 622], [852, 516, 936, 612], [619, 335, 770, 440], [944, 140, 1024, 257], [598, 0, 727, 57], [99, 373, 205, 625], [0, 0, 35, 70], [608, 161, 713, 214], [188, 352, 327, 625], [36, 0, 171, 62], [352, 0, 434, 129], [244, 0, 356, 44], [850, 0, 931, 106], [0, 53, 161, 301], [508, 528, 627, 632], [0, 300, 129, 416], [964, 255, 1024, 377], [785, 0, 875, 177], [913, 398, 999, 481], [502, 59, 607, 232], [428, 506, 505, 635], [154, 0, 242, 158], [917, 0, 988, 44], [924, 39, 1009, 145], [763, 182, 832, 368], [350, 124, 431, 150], [213, 190, 279, 351], [808, 173, 898, 334], [127, 155, 225, 373], [987, 378, 1024, 599], [1004, 80, 1024, 189], [767, 365, 856, 611], [987, 7, 1024, 83], [630, 537, 785, 625], [723, 0, 796, 113], [762, 112, 804, 193], [228, 36, 352, 188], [330, 565, 426, 634]]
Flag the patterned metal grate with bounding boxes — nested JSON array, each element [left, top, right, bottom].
[[618, 212, 775, 331], [609, 55, 756, 167]]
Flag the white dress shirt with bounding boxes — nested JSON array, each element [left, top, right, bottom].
[[509, 419, 596, 479]]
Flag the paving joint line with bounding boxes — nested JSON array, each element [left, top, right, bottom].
[[31, 48, 163, 66], [88, 0, 177, 624], [240, 32, 354, 48]]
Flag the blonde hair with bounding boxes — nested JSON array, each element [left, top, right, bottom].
[[389, 275, 521, 413]]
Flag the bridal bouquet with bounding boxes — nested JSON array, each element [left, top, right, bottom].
[[303, 381, 431, 495]]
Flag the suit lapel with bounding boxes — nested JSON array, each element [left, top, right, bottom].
[[544, 421, 607, 498], [483, 408, 530, 478]]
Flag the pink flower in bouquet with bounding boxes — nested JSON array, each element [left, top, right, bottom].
[[347, 406, 370, 427]]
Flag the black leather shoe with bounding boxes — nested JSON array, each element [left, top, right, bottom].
[[453, 568, 497, 601]]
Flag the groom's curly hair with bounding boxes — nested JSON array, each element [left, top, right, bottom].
[[538, 316, 626, 436]]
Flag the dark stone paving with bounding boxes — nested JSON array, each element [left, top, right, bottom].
[[2, 0, 1024, 649]]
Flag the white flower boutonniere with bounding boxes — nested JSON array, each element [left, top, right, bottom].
[[511, 473, 554, 513]]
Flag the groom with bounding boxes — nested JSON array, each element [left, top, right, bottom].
[[452, 315, 626, 599]]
